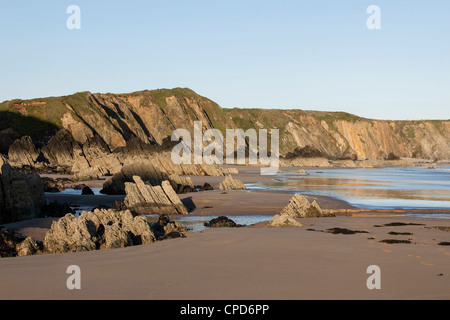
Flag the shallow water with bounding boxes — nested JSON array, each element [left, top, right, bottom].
[[147, 214, 272, 232], [246, 166, 450, 210], [54, 187, 104, 196]]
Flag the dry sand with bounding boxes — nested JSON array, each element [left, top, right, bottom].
[[0, 215, 449, 300]]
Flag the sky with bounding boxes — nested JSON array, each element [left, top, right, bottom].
[[0, 0, 449, 120]]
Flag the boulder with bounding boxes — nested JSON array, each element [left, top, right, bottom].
[[204, 216, 240, 228], [81, 186, 95, 195], [0, 155, 45, 223], [43, 209, 157, 254], [280, 194, 335, 218], [150, 214, 187, 240], [219, 175, 246, 190]]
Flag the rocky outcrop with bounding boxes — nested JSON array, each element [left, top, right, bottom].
[[16, 236, 40, 256], [101, 162, 171, 195], [43, 209, 157, 254], [0, 155, 45, 223], [219, 175, 246, 190], [40, 129, 77, 170], [124, 176, 188, 215], [71, 135, 122, 178], [280, 194, 335, 218], [7, 136, 41, 167], [0, 227, 41, 257], [267, 214, 303, 228]]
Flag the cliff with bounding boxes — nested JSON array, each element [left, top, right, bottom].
[[0, 88, 449, 160]]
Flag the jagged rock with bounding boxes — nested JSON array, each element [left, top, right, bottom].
[[0, 155, 45, 223], [150, 214, 187, 240], [16, 237, 40, 256], [204, 216, 240, 228], [297, 169, 308, 174], [219, 175, 246, 190], [124, 176, 188, 215], [71, 134, 122, 178], [169, 174, 196, 193], [43, 209, 157, 253], [8, 136, 40, 167], [267, 214, 303, 228], [101, 162, 170, 195], [41, 129, 78, 168], [101, 159, 226, 195], [280, 194, 335, 218]]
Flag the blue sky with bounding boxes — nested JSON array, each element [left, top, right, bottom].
[[0, 0, 449, 120]]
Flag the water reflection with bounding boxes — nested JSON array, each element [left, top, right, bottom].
[[247, 166, 450, 209]]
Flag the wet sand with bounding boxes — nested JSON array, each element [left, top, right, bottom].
[[0, 215, 449, 300]]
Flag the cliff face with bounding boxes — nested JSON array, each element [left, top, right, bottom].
[[0, 88, 449, 160]]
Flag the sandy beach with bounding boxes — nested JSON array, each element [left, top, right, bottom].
[[0, 215, 449, 300], [1, 165, 449, 300]]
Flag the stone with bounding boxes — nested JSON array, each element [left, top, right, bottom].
[[124, 176, 189, 215], [8, 136, 40, 167], [16, 237, 40, 256], [280, 194, 335, 218], [204, 216, 240, 228], [267, 214, 303, 228], [0, 155, 45, 223], [219, 175, 246, 190], [150, 214, 188, 240], [41, 129, 78, 168], [81, 186, 95, 195], [43, 209, 157, 254]]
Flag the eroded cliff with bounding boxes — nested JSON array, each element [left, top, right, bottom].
[[0, 88, 448, 161]]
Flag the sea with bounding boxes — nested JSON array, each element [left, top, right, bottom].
[[54, 166, 450, 231]]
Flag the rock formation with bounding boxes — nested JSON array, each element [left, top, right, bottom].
[[0, 227, 41, 257], [16, 236, 41, 256], [81, 186, 95, 195], [150, 214, 188, 240], [204, 216, 240, 228], [124, 176, 188, 215], [280, 194, 335, 218], [1, 88, 449, 163], [43, 209, 157, 254], [101, 162, 171, 195], [219, 175, 246, 190], [7, 136, 41, 168], [267, 214, 303, 228], [0, 155, 45, 223], [40, 129, 77, 170]]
